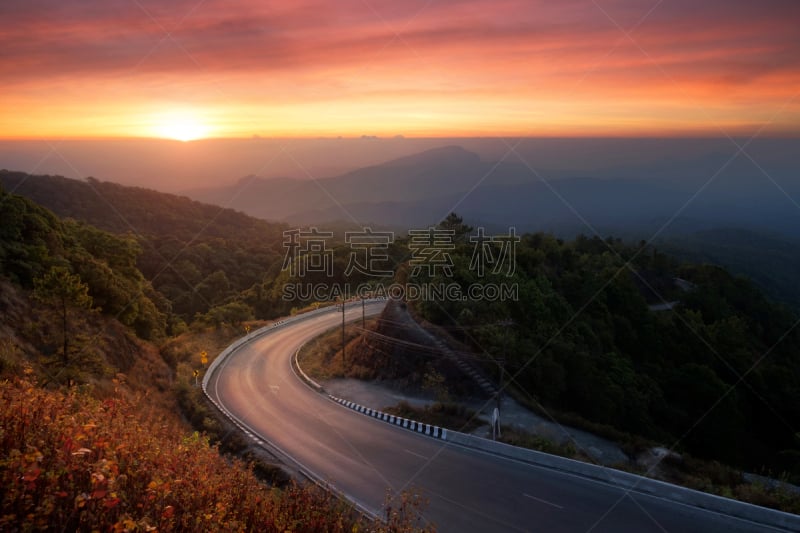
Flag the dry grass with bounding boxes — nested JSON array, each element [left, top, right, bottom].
[[296, 320, 378, 380], [0, 377, 433, 532]]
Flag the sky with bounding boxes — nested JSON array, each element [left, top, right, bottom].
[[1, 0, 799, 140]]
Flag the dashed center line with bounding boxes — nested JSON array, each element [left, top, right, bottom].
[[404, 449, 429, 460], [523, 493, 564, 509]]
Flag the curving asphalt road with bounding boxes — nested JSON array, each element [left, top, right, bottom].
[[205, 302, 791, 532]]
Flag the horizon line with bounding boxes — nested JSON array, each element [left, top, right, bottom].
[[1, 133, 799, 142]]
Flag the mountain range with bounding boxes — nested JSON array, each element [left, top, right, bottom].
[[3, 143, 800, 310], [184, 145, 800, 239]]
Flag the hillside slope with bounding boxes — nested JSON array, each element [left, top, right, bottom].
[[1, 171, 287, 322]]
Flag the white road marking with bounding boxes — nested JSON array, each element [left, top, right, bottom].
[[523, 493, 564, 509], [269, 384, 280, 395], [404, 449, 429, 460]]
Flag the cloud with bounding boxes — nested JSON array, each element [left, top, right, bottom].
[[0, 0, 798, 137]]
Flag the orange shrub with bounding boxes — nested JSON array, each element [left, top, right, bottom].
[[0, 379, 431, 532]]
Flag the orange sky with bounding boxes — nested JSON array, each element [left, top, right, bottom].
[[1, 0, 799, 139]]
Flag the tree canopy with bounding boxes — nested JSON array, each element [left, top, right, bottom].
[[1, 185, 167, 340], [409, 230, 800, 480]]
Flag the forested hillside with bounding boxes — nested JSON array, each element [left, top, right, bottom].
[[410, 223, 800, 481], [3, 171, 799, 486], [0, 184, 167, 341], [0, 183, 428, 531], [0, 171, 287, 324], [659, 228, 800, 312]]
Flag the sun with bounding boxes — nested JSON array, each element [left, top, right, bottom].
[[153, 110, 211, 142]]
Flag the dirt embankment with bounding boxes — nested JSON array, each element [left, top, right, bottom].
[[344, 299, 485, 398]]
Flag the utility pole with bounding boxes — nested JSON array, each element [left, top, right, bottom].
[[496, 357, 505, 409], [496, 319, 514, 409], [341, 300, 346, 365]]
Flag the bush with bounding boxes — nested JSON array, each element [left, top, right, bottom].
[[0, 378, 432, 531]]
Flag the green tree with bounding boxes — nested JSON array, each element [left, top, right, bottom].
[[204, 301, 254, 329], [196, 270, 232, 307], [0, 189, 64, 286], [33, 266, 93, 363], [437, 212, 473, 242]]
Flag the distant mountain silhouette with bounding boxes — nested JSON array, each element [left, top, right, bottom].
[[5, 163, 800, 310], [186, 146, 534, 225], [184, 144, 800, 239]]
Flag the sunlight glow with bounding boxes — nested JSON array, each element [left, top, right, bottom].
[[153, 110, 211, 141]]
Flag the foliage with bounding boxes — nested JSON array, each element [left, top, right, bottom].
[[162, 321, 269, 453], [203, 301, 255, 329], [655, 453, 800, 514], [410, 230, 800, 481], [0, 378, 432, 532], [384, 401, 482, 434], [33, 265, 93, 363], [498, 427, 579, 460], [436, 212, 473, 242], [659, 228, 800, 312], [0, 279, 163, 389], [296, 322, 378, 381], [6, 170, 800, 489], [0, 185, 167, 340], [1, 171, 286, 322], [251, 234, 406, 319], [66, 219, 168, 340], [421, 367, 450, 403], [0, 176, 435, 531]]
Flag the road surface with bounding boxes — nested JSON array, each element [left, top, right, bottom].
[[206, 302, 792, 532]]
